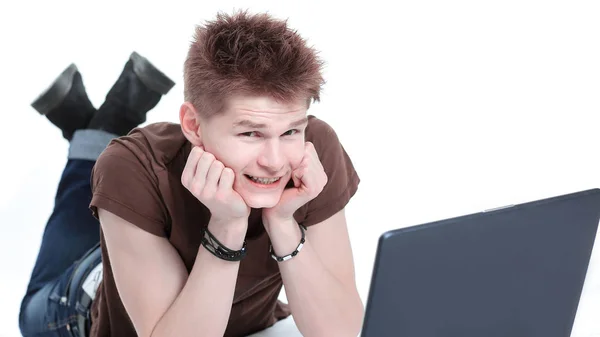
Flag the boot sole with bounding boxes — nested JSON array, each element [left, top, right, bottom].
[[130, 51, 176, 96], [31, 64, 78, 115]]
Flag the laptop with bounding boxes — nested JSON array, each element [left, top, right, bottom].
[[361, 188, 600, 337]]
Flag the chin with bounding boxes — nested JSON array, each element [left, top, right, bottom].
[[244, 195, 281, 209]]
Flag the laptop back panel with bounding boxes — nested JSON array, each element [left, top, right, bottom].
[[362, 189, 600, 337]]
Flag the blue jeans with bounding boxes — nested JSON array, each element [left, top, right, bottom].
[[19, 130, 115, 337]]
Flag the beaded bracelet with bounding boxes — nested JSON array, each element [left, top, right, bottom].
[[201, 227, 247, 262], [270, 224, 307, 262]]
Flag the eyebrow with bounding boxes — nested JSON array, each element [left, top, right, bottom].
[[233, 117, 309, 130]]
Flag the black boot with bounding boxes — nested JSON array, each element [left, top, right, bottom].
[[31, 64, 96, 140], [87, 52, 176, 137]]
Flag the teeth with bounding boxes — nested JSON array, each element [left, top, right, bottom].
[[249, 176, 280, 184]]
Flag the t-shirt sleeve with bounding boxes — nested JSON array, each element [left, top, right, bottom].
[[295, 117, 360, 228], [89, 139, 169, 237]]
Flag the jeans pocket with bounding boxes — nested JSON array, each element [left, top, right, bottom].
[[20, 281, 64, 337], [47, 269, 80, 336]]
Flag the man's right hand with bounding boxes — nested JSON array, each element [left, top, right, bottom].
[[181, 146, 250, 224], [100, 149, 248, 337]]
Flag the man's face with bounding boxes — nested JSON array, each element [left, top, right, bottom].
[[198, 95, 308, 209]]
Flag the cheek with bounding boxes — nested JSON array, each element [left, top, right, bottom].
[[216, 151, 244, 171], [218, 147, 262, 176], [203, 138, 245, 170], [287, 142, 306, 167]]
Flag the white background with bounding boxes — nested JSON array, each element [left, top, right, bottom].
[[0, 1, 599, 336]]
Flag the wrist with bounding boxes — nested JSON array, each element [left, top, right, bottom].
[[207, 217, 248, 250], [263, 214, 294, 232], [266, 219, 303, 257]]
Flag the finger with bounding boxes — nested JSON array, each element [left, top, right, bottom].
[[305, 141, 317, 157], [293, 167, 306, 188], [193, 151, 215, 190], [292, 172, 301, 188], [204, 160, 225, 195], [305, 160, 327, 194], [218, 167, 235, 192], [301, 163, 324, 195], [305, 166, 327, 195], [181, 147, 204, 186]]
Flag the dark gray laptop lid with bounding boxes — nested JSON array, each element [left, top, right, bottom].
[[362, 188, 600, 337]]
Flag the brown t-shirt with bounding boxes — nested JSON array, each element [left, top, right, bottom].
[[88, 115, 360, 337]]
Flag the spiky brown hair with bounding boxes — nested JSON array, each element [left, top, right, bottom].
[[183, 10, 325, 116]]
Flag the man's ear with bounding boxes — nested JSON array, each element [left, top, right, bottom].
[[179, 102, 203, 146]]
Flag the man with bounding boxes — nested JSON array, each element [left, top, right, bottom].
[[22, 10, 363, 337]]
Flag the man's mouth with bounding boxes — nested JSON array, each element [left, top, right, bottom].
[[244, 175, 281, 185]]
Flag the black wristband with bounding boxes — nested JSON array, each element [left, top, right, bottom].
[[270, 224, 307, 262], [201, 227, 247, 262]]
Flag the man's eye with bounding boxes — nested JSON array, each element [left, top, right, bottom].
[[241, 131, 258, 137], [283, 129, 299, 136]]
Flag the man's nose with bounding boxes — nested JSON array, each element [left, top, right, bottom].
[[257, 140, 284, 173]]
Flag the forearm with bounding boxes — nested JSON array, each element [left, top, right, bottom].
[[151, 219, 246, 337], [269, 221, 364, 337]]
